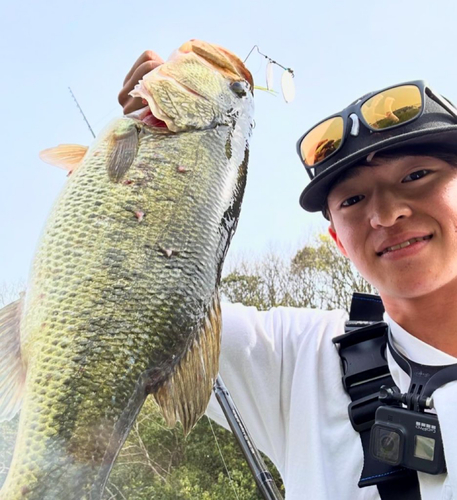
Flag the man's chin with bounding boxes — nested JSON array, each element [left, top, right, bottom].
[[377, 279, 453, 303]]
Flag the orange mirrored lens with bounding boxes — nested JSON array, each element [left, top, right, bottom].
[[361, 85, 422, 130], [301, 117, 344, 166]]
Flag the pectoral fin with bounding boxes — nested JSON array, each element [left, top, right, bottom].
[[154, 292, 222, 435], [0, 295, 26, 421], [107, 122, 139, 182], [39, 144, 89, 174]]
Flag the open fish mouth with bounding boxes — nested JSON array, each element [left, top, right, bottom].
[[135, 76, 208, 130], [130, 39, 253, 133], [137, 105, 169, 128]]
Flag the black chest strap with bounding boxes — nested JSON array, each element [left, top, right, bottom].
[[333, 292, 421, 499]]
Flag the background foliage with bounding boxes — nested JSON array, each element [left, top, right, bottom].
[[0, 235, 375, 498]]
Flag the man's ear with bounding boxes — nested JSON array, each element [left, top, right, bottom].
[[328, 225, 349, 257]]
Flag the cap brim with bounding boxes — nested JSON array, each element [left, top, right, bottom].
[[299, 127, 457, 212]]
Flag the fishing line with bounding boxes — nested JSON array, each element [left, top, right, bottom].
[[92, 106, 121, 127], [206, 415, 241, 500]]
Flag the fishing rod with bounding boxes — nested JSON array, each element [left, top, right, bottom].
[[68, 87, 96, 138], [213, 376, 284, 500]]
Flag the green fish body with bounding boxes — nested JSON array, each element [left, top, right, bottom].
[[0, 40, 254, 499]]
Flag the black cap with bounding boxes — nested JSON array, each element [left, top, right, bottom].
[[299, 86, 457, 213]]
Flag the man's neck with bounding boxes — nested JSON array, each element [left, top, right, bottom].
[[383, 287, 457, 358]]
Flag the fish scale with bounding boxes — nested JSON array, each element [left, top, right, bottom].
[[0, 40, 253, 499]]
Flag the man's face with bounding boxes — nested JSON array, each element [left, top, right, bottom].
[[327, 155, 457, 300]]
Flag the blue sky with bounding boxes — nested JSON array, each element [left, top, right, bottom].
[[2, 0, 457, 287]]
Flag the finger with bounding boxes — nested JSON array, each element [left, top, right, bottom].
[[122, 96, 147, 115], [123, 50, 164, 86], [118, 60, 161, 108]]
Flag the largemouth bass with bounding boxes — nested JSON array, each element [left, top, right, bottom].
[[0, 39, 254, 499]]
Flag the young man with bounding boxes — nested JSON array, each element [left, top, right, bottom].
[[120, 56, 457, 499]]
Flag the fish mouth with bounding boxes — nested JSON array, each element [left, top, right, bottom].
[[132, 79, 176, 131], [137, 104, 169, 129], [131, 64, 210, 132], [137, 68, 209, 131], [130, 39, 253, 132]]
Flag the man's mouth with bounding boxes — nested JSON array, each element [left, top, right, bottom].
[[377, 235, 433, 256]]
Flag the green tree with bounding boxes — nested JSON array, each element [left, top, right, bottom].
[[221, 234, 376, 312], [105, 399, 275, 499], [290, 234, 377, 310]]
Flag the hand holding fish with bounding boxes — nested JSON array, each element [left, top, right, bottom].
[[118, 50, 164, 114]]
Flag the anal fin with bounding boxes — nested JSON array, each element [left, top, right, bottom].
[[0, 295, 26, 421], [153, 292, 222, 435]]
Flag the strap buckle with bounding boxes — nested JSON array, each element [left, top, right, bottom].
[[333, 322, 390, 393], [348, 385, 390, 432]]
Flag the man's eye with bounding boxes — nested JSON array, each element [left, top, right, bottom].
[[341, 195, 364, 207], [402, 169, 430, 182]]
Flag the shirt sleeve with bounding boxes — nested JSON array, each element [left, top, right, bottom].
[[206, 301, 343, 473]]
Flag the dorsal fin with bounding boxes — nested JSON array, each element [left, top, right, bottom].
[[39, 144, 89, 174], [0, 294, 27, 421]]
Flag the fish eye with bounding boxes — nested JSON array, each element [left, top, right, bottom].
[[230, 81, 246, 97]]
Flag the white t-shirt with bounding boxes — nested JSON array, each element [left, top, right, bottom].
[[206, 302, 457, 500]]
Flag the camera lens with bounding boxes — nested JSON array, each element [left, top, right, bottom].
[[372, 427, 401, 465], [381, 435, 396, 453]]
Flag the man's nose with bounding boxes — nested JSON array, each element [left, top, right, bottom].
[[368, 190, 412, 229]]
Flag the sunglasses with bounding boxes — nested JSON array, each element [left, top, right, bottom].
[[297, 80, 457, 177]]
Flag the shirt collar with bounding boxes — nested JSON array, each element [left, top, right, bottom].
[[384, 312, 457, 393], [384, 312, 457, 366]]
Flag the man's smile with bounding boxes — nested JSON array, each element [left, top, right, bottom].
[[376, 234, 433, 256]]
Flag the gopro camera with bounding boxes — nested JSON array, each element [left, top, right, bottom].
[[370, 406, 446, 475]]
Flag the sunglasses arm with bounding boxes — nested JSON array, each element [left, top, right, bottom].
[[426, 88, 457, 119]]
